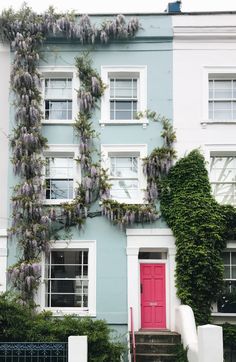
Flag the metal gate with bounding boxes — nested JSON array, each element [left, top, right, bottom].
[[0, 342, 68, 361]]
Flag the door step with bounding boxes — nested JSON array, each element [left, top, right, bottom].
[[130, 331, 181, 362]]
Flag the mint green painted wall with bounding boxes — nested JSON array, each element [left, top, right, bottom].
[[8, 14, 173, 326]]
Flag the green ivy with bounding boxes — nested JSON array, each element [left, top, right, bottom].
[[160, 150, 227, 324]]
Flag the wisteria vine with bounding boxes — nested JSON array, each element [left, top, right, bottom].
[[1, 4, 176, 304], [0, 4, 141, 303]]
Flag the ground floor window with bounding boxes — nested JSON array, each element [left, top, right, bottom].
[[45, 249, 89, 308], [218, 251, 236, 313]]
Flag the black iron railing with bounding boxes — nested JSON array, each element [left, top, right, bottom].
[[0, 342, 68, 361], [225, 346, 236, 362]]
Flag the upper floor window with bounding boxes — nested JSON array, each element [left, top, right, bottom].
[[45, 157, 74, 201], [110, 78, 137, 120], [40, 68, 78, 124], [44, 78, 72, 121], [210, 155, 236, 205], [43, 145, 79, 205], [101, 144, 147, 204], [209, 79, 236, 121], [100, 66, 147, 126], [110, 155, 139, 201]]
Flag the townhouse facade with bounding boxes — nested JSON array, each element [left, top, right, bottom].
[[0, 6, 236, 352]]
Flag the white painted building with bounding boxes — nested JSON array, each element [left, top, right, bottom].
[[0, 42, 10, 293], [173, 13, 236, 324]]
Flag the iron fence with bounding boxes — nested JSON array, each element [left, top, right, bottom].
[[225, 346, 236, 362], [0, 342, 68, 362]]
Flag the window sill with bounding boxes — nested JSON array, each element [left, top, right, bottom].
[[43, 199, 73, 206], [211, 312, 236, 317], [42, 307, 96, 317], [41, 120, 75, 125], [201, 119, 236, 126], [99, 119, 148, 128]]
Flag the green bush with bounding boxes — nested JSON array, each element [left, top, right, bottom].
[[222, 323, 236, 348], [0, 293, 124, 362]]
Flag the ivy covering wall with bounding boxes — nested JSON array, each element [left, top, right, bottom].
[[160, 149, 236, 324]]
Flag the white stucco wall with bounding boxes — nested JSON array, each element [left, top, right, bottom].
[[0, 42, 10, 292], [172, 14, 236, 163], [172, 14, 236, 324]]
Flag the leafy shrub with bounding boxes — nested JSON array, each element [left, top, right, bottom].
[[0, 293, 124, 362]]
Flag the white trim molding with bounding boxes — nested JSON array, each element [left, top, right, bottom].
[[126, 228, 180, 332], [38, 239, 96, 317], [100, 65, 148, 126]]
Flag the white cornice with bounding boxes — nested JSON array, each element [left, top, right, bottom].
[[173, 26, 236, 41]]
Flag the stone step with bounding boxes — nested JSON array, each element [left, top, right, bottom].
[[132, 331, 181, 344], [134, 342, 177, 354], [135, 353, 178, 362]]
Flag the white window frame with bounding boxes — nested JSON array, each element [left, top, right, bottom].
[[212, 243, 236, 316], [40, 67, 79, 124], [43, 144, 80, 205], [202, 66, 236, 124], [204, 145, 236, 206], [39, 240, 96, 317], [101, 144, 147, 204], [100, 66, 148, 126]]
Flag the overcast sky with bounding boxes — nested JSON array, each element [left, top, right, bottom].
[[0, 0, 236, 14]]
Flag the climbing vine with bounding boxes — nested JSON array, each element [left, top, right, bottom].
[[160, 150, 228, 324], [1, 4, 176, 305], [0, 5, 141, 303]]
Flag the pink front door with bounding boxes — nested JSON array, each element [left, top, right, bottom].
[[140, 264, 166, 329]]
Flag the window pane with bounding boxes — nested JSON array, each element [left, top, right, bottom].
[[232, 266, 236, 279], [46, 158, 73, 178], [46, 180, 73, 199], [212, 183, 235, 205], [50, 265, 87, 279], [222, 252, 230, 265], [213, 80, 232, 99], [45, 78, 72, 99], [224, 266, 230, 279], [51, 250, 88, 265], [110, 100, 137, 120], [45, 100, 72, 120], [210, 157, 235, 183], [50, 294, 81, 307], [232, 252, 236, 265], [110, 157, 138, 178], [110, 79, 137, 99], [110, 179, 139, 200]]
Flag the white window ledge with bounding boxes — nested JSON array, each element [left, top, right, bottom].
[[41, 120, 75, 125], [212, 313, 236, 317], [42, 307, 96, 317], [201, 119, 236, 125], [43, 199, 73, 206], [99, 119, 148, 128]]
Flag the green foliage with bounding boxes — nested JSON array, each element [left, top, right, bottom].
[[222, 323, 236, 348], [161, 150, 226, 324], [175, 344, 188, 362], [0, 293, 124, 362]]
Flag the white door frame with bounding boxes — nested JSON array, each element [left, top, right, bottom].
[[126, 228, 180, 332]]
